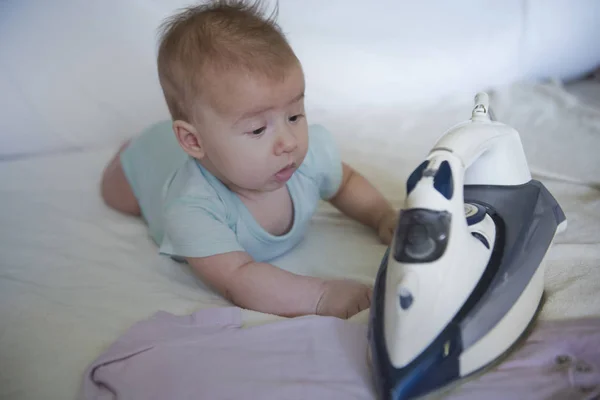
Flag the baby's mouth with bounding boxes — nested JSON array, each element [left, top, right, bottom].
[[274, 162, 297, 182]]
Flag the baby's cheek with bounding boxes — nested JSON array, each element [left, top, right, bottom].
[[223, 143, 271, 182], [232, 157, 267, 182], [297, 129, 309, 153]]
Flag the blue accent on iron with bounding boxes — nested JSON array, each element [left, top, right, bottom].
[[406, 161, 429, 195], [466, 202, 487, 226], [471, 232, 490, 249], [433, 160, 453, 199], [398, 289, 413, 310]]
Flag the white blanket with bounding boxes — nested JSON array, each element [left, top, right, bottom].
[[0, 81, 599, 400]]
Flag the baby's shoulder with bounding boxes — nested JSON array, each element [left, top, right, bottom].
[[298, 124, 336, 170], [162, 158, 234, 221], [296, 124, 343, 200]]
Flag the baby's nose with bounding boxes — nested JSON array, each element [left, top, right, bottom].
[[275, 130, 297, 155]]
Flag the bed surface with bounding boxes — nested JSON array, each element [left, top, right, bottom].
[[0, 80, 599, 400], [2, 2, 600, 398]]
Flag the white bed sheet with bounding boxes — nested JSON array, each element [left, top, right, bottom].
[[1, 81, 599, 400]]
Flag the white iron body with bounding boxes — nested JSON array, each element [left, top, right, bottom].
[[368, 93, 567, 399]]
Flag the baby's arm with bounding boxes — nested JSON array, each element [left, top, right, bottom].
[[186, 251, 371, 318], [329, 163, 397, 243]]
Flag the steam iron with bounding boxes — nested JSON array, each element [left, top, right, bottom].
[[367, 92, 567, 399]]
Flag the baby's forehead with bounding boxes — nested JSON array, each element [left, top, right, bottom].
[[198, 65, 305, 119]]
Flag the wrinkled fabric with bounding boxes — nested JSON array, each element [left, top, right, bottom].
[[79, 307, 376, 400], [80, 306, 600, 400], [444, 317, 600, 400]]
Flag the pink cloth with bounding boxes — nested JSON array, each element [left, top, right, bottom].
[[79, 307, 375, 400], [80, 307, 600, 400], [446, 317, 600, 400]]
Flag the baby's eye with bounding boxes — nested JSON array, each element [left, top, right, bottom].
[[250, 127, 266, 135], [289, 114, 304, 123]]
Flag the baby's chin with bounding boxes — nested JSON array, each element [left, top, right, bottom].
[[257, 179, 289, 192], [230, 177, 288, 195]]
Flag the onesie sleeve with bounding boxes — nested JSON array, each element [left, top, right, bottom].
[[158, 196, 245, 259], [300, 124, 344, 200]]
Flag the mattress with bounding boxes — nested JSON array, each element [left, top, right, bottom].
[[0, 79, 599, 400]]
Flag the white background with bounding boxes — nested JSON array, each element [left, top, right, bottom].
[[1, 0, 599, 158]]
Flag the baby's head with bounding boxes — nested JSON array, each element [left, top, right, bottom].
[[157, 0, 308, 194]]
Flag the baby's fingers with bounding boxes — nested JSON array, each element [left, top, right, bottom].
[[379, 226, 394, 245], [358, 288, 372, 312]]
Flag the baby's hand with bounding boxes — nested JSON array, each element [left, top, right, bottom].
[[377, 208, 398, 245], [316, 279, 372, 319]]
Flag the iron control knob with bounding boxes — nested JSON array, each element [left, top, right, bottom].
[[393, 209, 450, 263], [405, 224, 436, 260]]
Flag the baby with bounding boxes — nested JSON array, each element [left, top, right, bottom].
[[101, 0, 397, 320]]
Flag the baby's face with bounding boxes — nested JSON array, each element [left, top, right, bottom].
[[194, 64, 308, 194]]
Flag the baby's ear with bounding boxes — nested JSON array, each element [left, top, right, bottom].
[[172, 120, 204, 159]]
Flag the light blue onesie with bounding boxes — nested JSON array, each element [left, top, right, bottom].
[[120, 121, 343, 262]]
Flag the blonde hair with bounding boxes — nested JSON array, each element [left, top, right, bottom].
[[157, 0, 299, 122]]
